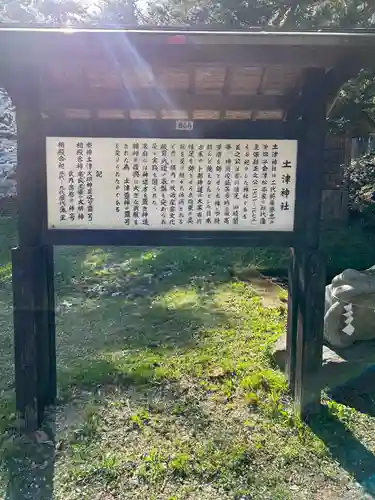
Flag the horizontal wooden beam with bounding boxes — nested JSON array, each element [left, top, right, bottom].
[[43, 228, 295, 248], [41, 89, 290, 113], [3, 38, 373, 69], [122, 45, 371, 68], [3, 27, 375, 49]]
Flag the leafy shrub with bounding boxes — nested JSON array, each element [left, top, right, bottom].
[[344, 153, 375, 226]]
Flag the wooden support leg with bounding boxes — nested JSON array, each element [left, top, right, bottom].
[[286, 247, 299, 396], [45, 246, 57, 407], [34, 246, 57, 414], [294, 249, 326, 419], [10, 69, 56, 430], [12, 247, 39, 431], [12, 246, 56, 430], [289, 68, 327, 418]]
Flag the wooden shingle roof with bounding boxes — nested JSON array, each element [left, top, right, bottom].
[[1, 27, 374, 121]]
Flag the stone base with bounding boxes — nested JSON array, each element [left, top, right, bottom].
[[272, 334, 375, 390]]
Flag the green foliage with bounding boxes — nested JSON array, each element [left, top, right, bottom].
[[330, 70, 375, 136], [147, 0, 375, 29], [0, 0, 87, 24], [0, 0, 374, 30], [344, 153, 375, 224], [130, 408, 151, 429]]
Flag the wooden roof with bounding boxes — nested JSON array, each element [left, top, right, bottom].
[[1, 27, 375, 121]]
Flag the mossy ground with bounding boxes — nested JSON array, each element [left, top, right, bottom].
[[0, 216, 375, 499]]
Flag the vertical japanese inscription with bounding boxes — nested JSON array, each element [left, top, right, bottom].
[[206, 144, 213, 225], [178, 143, 185, 224], [132, 142, 140, 226], [269, 144, 278, 224], [251, 143, 260, 224], [223, 143, 232, 225], [281, 157, 293, 213], [160, 143, 168, 226], [68, 144, 76, 222], [196, 144, 204, 225], [260, 144, 269, 226], [169, 143, 176, 226], [142, 142, 149, 226], [215, 144, 222, 225], [152, 142, 158, 213], [86, 141, 93, 222], [243, 143, 250, 222], [57, 141, 66, 222], [123, 143, 131, 226], [76, 141, 85, 222], [233, 144, 241, 225], [115, 141, 121, 215], [187, 144, 194, 224]]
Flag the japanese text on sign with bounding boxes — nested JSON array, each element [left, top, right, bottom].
[[47, 138, 298, 231]]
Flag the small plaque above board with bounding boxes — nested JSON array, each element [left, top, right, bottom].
[[176, 120, 194, 131], [46, 137, 297, 231]]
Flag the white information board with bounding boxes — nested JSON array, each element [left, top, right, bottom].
[[47, 138, 298, 231]]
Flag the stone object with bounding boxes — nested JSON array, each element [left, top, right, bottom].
[[324, 266, 375, 348], [272, 334, 375, 390]]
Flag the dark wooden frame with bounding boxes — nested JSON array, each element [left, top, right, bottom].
[[42, 119, 298, 139], [44, 229, 295, 247], [42, 118, 299, 248], [7, 68, 329, 428], [1, 28, 368, 430]]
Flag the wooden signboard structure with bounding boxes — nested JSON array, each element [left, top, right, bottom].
[[0, 26, 374, 430]]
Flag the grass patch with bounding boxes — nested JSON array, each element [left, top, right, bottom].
[[0, 216, 375, 498]]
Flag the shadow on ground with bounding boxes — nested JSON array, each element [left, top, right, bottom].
[[54, 244, 288, 304], [328, 367, 375, 417], [2, 422, 55, 500], [1, 373, 217, 500], [309, 404, 375, 498]]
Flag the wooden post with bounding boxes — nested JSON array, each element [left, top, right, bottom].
[[45, 246, 57, 406], [286, 247, 298, 395], [292, 68, 327, 418], [294, 250, 326, 416], [34, 246, 57, 414], [12, 248, 39, 431], [11, 66, 56, 429]]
